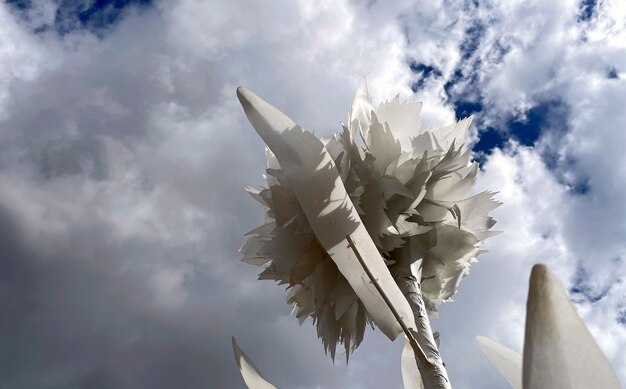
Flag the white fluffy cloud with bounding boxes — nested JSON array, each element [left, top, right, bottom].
[[1, 0, 625, 388]]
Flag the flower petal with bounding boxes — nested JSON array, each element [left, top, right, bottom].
[[348, 77, 375, 144], [376, 94, 423, 140], [476, 336, 522, 389], [232, 337, 277, 389], [401, 336, 425, 389]]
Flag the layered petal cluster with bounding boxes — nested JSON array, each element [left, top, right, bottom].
[[241, 80, 500, 359]]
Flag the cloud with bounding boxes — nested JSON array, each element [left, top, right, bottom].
[[0, 0, 435, 387], [438, 0, 626, 386], [0, 0, 625, 388]]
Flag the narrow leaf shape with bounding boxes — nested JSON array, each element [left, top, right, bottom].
[[349, 77, 375, 143], [523, 264, 620, 389], [237, 86, 415, 340], [476, 336, 522, 389], [401, 336, 425, 389], [232, 337, 276, 389]]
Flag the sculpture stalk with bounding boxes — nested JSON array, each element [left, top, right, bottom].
[[394, 275, 452, 389]]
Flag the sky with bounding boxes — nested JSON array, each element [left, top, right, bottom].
[[0, 0, 625, 388]]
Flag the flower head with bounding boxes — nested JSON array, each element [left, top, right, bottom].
[[240, 79, 500, 360]]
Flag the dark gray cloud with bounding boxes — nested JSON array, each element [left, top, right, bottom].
[[0, 2, 412, 387]]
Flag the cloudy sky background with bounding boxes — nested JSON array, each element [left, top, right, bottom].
[[1, 0, 625, 388]]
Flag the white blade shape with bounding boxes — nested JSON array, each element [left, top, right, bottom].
[[232, 337, 276, 389], [476, 336, 522, 389], [401, 336, 425, 389], [237, 86, 416, 340], [349, 77, 375, 143], [523, 264, 620, 389]]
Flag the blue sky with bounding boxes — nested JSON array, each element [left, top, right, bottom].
[[0, 0, 625, 388], [6, 0, 152, 33]]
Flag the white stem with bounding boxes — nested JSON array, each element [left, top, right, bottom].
[[394, 275, 451, 389]]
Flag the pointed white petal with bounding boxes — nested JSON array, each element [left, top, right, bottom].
[[411, 131, 442, 157], [376, 95, 423, 140], [348, 77, 375, 144], [265, 147, 282, 187], [269, 185, 302, 227], [432, 116, 473, 152], [420, 224, 480, 303], [368, 112, 402, 174], [476, 336, 522, 389], [444, 191, 501, 240], [425, 163, 478, 202], [232, 337, 277, 389], [523, 264, 620, 389], [402, 336, 425, 389], [359, 175, 411, 249]]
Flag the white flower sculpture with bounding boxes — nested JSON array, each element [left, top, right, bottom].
[[240, 79, 500, 360]]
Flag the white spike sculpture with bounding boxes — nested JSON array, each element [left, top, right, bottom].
[[402, 337, 426, 389], [232, 337, 277, 389], [238, 79, 501, 388], [476, 336, 522, 389], [477, 264, 620, 389]]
